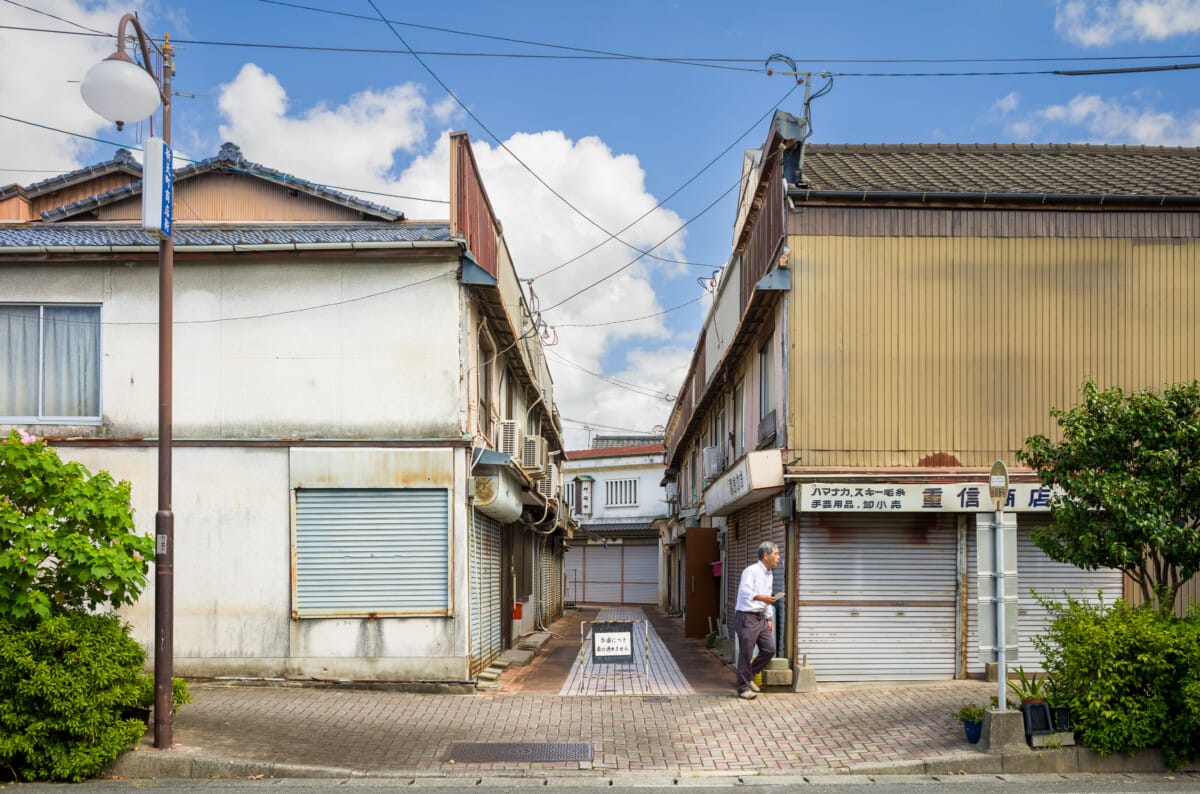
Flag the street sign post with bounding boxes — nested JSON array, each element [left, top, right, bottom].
[[979, 459, 1018, 710], [141, 137, 173, 239]]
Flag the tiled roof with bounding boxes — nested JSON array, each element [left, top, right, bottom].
[[0, 223, 452, 248], [565, 443, 665, 461], [12, 149, 142, 200], [577, 521, 661, 537], [797, 143, 1200, 197], [40, 143, 404, 223]]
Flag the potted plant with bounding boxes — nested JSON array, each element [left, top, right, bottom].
[[1045, 676, 1071, 733], [952, 702, 985, 744], [1008, 667, 1053, 737]]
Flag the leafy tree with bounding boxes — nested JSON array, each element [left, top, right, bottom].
[[1019, 380, 1200, 615], [0, 429, 154, 620]]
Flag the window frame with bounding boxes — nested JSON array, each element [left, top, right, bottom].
[[0, 302, 102, 424]]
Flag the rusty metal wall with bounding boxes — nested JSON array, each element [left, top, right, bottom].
[[97, 174, 364, 222], [450, 132, 499, 279], [788, 230, 1200, 468]]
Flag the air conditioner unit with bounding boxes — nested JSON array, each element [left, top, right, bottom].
[[536, 463, 558, 501], [494, 419, 523, 458], [664, 481, 679, 504], [521, 435, 548, 477], [702, 445, 724, 479]]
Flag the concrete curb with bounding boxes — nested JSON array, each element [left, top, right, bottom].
[[107, 744, 1200, 781]]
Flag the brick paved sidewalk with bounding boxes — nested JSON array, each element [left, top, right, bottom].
[[115, 678, 997, 776]]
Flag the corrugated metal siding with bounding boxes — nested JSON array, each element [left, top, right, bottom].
[[450, 133, 499, 278], [32, 172, 138, 217], [469, 511, 503, 676], [97, 174, 367, 222], [726, 501, 787, 647], [797, 514, 957, 681], [1125, 570, 1200, 617], [538, 536, 553, 623], [790, 207, 1200, 239], [582, 545, 622, 603], [789, 231, 1200, 468], [739, 164, 785, 314], [293, 488, 449, 616]]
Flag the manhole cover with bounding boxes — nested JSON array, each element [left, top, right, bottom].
[[445, 742, 593, 763]]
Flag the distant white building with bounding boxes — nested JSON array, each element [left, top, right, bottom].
[[561, 443, 667, 605]]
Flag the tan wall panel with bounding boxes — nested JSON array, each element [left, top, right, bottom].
[[789, 234, 1200, 467], [98, 174, 366, 222]]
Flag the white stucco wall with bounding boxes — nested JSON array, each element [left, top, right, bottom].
[[59, 444, 474, 681], [562, 454, 668, 524], [10, 257, 463, 440]]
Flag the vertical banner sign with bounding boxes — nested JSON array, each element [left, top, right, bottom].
[[141, 137, 173, 238], [591, 621, 635, 665]]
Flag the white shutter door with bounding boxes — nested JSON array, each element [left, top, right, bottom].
[[565, 547, 583, 605], [583, 545, 622, 603], [798, 514, 957, 681], [1016, 517, 1125, 671], [470, 511, 503, 675], [294, 488, 448, 617], [622, 544, 659, 604]]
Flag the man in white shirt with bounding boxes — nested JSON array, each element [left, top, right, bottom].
[[733, 541, 780, 700]]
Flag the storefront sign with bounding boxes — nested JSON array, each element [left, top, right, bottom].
[[798, 482, 1061, 512]]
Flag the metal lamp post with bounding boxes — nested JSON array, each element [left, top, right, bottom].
[[81, 14, 176, 749]]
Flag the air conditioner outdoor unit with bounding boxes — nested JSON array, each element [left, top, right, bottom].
[[702, 445, 724, 479], [521, 435, 549, 477], [664, 481, 679, 504], [536, 463, 558, 500], [494, 419, 523, 458]]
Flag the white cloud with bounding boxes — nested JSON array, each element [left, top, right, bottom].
[[1009, 93, 1200, 144], [1055, 0, 1200, 46], [214, 66, 692, 449], [992, 92, 1021, 116], [0, 0, 146, 186]]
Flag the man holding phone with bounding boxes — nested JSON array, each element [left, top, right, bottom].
[[733, 541, 780, 700]]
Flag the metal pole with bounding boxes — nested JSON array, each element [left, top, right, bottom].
[[153, 33, 175, 750], [995, 507, 1005, 711]]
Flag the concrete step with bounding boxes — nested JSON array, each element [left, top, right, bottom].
[[518, 632, 552, 652], [499, 648, 536, 666], [476, 668, 502, 681]]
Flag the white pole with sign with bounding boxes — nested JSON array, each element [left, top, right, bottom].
[[979, 459, 1019, 711]]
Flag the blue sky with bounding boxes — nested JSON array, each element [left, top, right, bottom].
[[3, 0, 1199, 447]]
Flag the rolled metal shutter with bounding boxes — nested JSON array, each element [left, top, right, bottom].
[[294, 488, 448, 616], [1016, 516, 1125, 671], [469, 511, 503, 675], [798, 513, 957, 681], [621, 544, 659, 604], [582, 545, 623, 602], [538, 536, 553, 624], [565, 547, 583, 605], [728, 501, 786, 622], [552, 543, 564, 618]]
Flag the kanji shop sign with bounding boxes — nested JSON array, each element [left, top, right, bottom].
[[798, 482, 1060, 512]]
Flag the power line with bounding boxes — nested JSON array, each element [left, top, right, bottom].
[[560, 417, 662, 435], [0, 0, 107, 34], [529, 81, 800, 281], [546, 351, 675, 400], [358, 0, 728, 272], [0, 112, 449, 205], [553, 294, 705, 328]]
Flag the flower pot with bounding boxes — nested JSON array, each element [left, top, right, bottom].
[[1020, 701, 1053, 737], [962, 719, 983, 744], [1051, 705, 1071, 732]]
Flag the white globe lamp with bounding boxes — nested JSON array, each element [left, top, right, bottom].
[[80, 51, 161, 130]]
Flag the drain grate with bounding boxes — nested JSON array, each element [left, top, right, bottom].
[[446, 742, 593, 763], [643, 696, 670, 703]]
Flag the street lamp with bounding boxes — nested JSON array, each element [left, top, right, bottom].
[[81, 14, 176, 750]]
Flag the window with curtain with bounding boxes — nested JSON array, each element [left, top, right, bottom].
[[0, 304, 100, 422]]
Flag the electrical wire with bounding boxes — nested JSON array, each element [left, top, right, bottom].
[[528, 81, 800, 281], [545, 351, 675, 401], [0, 0, 108, 34], [560, 417, 662, 435], [552, 293, 705, 328], [361, 0, 736, 270]]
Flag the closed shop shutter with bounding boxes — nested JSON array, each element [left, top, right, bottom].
[[582, 545, 623, 602], [565, 547, 583, 605], [621, 544, 659, 604], [538, 536, 553, 624], [294, 488, 448, 617], [469, 511, 503, 676], [965, 516, 1126, 675], [1017, 516, 1124, 671], [798, 514, 957, 681], [552, 542, 563, 618]]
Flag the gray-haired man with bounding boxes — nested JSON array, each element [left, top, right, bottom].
[[733, 541, 780, 700]]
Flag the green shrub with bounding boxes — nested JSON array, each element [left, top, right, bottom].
[[0, 611, 151, 782], [1035, 595, 1200, 768]]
